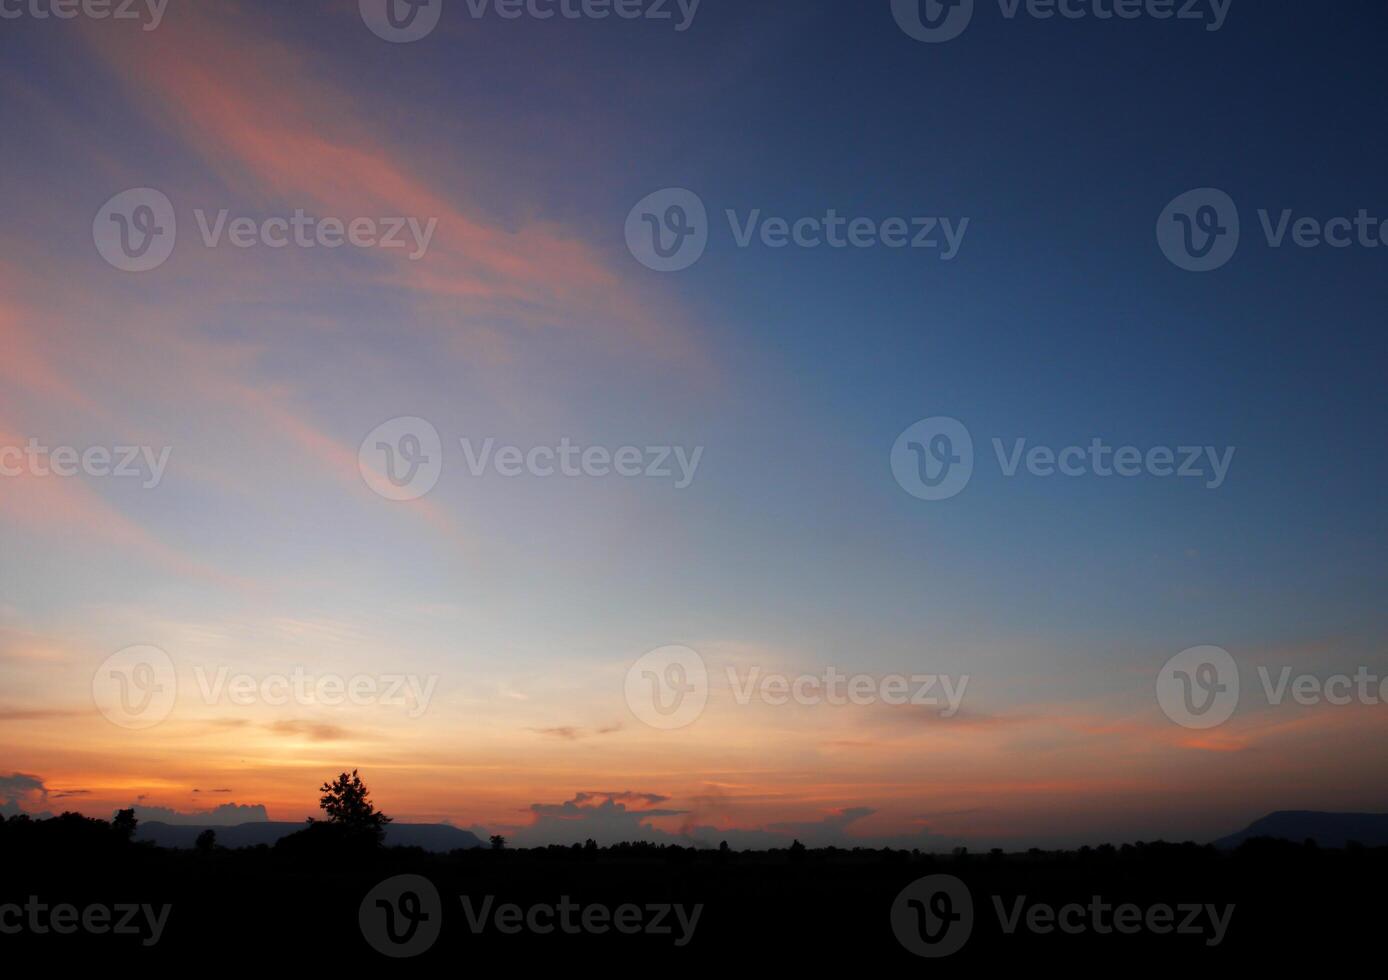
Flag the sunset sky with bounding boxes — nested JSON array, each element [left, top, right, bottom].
[[1, 1, 1385, 849]]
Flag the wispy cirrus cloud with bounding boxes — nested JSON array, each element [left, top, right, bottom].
[[266, 720, 353, 742], [529, 723, 624, 740], [79, 3, 701, 364]]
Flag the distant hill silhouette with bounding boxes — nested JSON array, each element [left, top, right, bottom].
[[9, 806, 1388, 966], [135, 820, 484, 851], [1214, 811, 1388, 849], [126, 803, 270, 826]]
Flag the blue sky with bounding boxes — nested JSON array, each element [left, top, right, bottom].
[[0, 0, 1384, 846]]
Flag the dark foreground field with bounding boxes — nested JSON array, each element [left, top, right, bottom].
[[3, 813, 1382, 968]]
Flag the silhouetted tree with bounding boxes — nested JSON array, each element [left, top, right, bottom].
[[112, 808, 138, 842], [196, 828, 217, 853], [316, 770, 392, 843], [490, 834, 506, 850]]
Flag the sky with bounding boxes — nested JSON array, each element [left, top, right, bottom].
[[1, 0, 1385, 850]]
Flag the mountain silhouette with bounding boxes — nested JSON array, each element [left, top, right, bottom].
[[135, 820, 483, 851], [1213, 811, 1388, 849]]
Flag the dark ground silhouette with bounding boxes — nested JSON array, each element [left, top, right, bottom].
[[3, 805, 1383, 967]]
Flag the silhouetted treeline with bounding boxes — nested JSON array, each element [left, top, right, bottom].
[[3, 810, 1384, 968]]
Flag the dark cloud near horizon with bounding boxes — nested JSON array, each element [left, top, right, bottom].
[[529, 723, 623, 741], [1, 771, 53, 818], [509, 791, 962, 852], [266, 720, 348, 741], [0, 708, 85, 722], [574, 791, 669, 806], [124, 802, 270, 826]]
